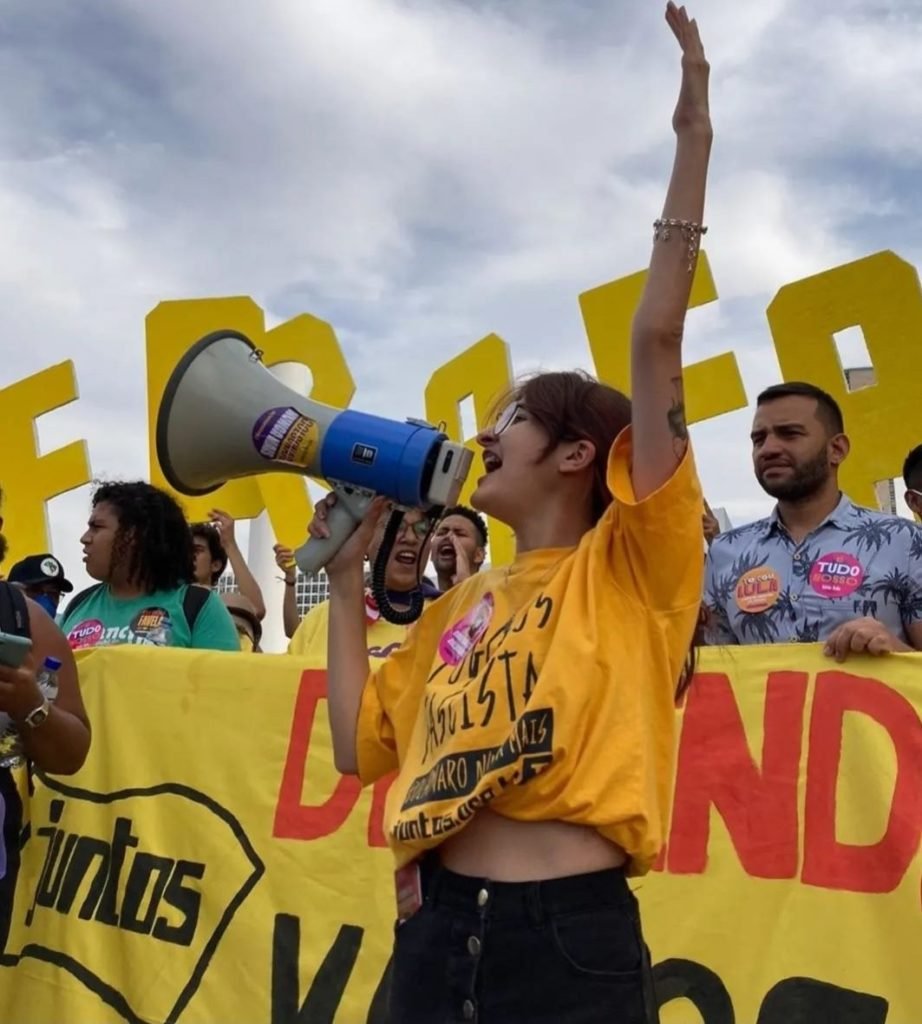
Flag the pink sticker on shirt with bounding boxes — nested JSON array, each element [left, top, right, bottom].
[[809, 552, 865, 598], [438, 593, 494, 666], [67, 619, 104, 650]]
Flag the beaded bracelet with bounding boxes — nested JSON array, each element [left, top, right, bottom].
[[653, 218, 708, 273]]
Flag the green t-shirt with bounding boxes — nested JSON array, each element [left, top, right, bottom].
[[59, 585, 239, 652]]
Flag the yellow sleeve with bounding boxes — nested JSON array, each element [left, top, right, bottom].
[[602, 427, 704, 612], [286, 601, 328, 658], [355, 601, 445, 786], [356, 669, 400, 785]]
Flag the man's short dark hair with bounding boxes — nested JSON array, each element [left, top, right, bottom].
[[440, 505, 488, 547], [190, 523, 228, 585], [903, 444, 922, 490], [756, 382, 844, 436]]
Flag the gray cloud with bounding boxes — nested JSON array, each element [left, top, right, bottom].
[[0, 0, 919, 592]]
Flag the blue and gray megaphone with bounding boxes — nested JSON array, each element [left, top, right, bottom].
[[156, 330, 473, 622]]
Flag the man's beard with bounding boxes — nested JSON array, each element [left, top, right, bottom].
[[757, 450, 831, 502], [0, 532, 7, 565]]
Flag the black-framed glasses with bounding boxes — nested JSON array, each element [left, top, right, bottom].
[[492, 402, 523, 436]]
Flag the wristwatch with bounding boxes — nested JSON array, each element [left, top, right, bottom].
[[23, 698, 52, 730]]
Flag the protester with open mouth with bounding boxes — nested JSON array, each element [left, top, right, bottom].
[[311, 5, 710, 1020], [430, 506, 488, 593], [288, 504, 438, 662]]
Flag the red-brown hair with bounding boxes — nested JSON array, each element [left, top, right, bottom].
[[496, 370, 632, 523]]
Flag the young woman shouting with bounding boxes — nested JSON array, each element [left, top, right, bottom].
[[311, 5, 711, 1020]]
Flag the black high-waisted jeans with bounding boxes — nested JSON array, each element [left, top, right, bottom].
[[387, 854, 660, 1024]]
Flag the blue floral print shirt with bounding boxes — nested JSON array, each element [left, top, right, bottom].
[[704, 495, 922, 645]]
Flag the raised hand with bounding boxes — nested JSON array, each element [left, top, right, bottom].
[[666, 2, 711, 136], [273, 544, 297, 579], [629, 4, 713, 500], [0, 654, 44, 720], [307, 493, 388, 577], [702, 500, 721, 546], [209, 508, 239, 551], [450, 534, 473, 586]]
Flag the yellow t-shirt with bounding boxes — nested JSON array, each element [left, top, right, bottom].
[[356, 430, 704, 874], [288, 597, 409, 662]]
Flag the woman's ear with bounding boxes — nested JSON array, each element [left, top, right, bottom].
[[559, 439, 597, 475]]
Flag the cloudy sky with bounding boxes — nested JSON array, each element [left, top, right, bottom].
[[1, 0, 921, 597]]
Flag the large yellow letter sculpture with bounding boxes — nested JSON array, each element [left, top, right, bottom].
[[0, 361, 91, 567], [140, 249, 922, 575], [767, 251, 922, 508], [146, 300, 354, 548], [579, 251, 747, 423], [425, 334, 515, 567]]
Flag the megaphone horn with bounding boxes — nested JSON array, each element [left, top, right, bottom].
[[156, 330, 473, 578]]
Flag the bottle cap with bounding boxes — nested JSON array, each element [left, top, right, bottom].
[[42, 656, 63, 672]]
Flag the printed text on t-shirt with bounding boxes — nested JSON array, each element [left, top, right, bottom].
[[422, 592, 555, 763]]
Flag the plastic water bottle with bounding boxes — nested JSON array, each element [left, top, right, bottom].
[[36, 656, 61, 702], [0, 656, 62, 769]]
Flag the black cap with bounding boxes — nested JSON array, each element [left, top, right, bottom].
[[8, 553, 74, 593]]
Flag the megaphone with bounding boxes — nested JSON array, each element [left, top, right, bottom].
[[156, 330, 473, 596]]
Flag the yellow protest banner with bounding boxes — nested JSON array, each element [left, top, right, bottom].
[[1, 645, 919, 1023]]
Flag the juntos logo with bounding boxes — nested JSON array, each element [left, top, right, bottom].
[[5, 777, 264, 1023]]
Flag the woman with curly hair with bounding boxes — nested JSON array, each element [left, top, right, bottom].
[[58, 481, 238, 652]]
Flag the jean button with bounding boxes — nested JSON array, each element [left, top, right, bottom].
[[462, 998, 476, 1020], [467, 935, 481, 956]]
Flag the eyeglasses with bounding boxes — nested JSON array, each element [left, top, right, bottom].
[[403, 519, 431, 540], [491, 402, 524, 436], [376, 503, 432, 540]]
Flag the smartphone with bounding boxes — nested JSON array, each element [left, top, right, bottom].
[[0, 631, 32, 669]]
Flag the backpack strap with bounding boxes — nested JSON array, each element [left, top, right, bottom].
[[60, 584, 103, 624], [0, 582, 29, 638], [182, 585, 211, 634], [59, 582, 208, 635]]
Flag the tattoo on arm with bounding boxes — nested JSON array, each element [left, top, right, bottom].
[[666, 376, 689, 459]]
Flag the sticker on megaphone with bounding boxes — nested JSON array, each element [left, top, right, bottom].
[[156, 330, 474, 579], [252, 406, 320, 467]]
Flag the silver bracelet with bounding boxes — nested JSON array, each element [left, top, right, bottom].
[[653, 218, 708, 273]]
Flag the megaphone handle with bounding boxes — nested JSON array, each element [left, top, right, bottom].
[[294, 485, 376, 577]]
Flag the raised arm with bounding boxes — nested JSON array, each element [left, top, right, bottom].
[[274, 544, 301, 639], [210, 509, 267, 620], [311, 495, 387, 774], [630, 3, 712, 499]]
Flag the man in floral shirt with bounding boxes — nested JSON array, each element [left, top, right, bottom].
[[704, 382, 922, 660]]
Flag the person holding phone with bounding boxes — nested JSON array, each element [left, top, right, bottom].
[[311, 6, 711, 1020], [0, 517, 91, 953]]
